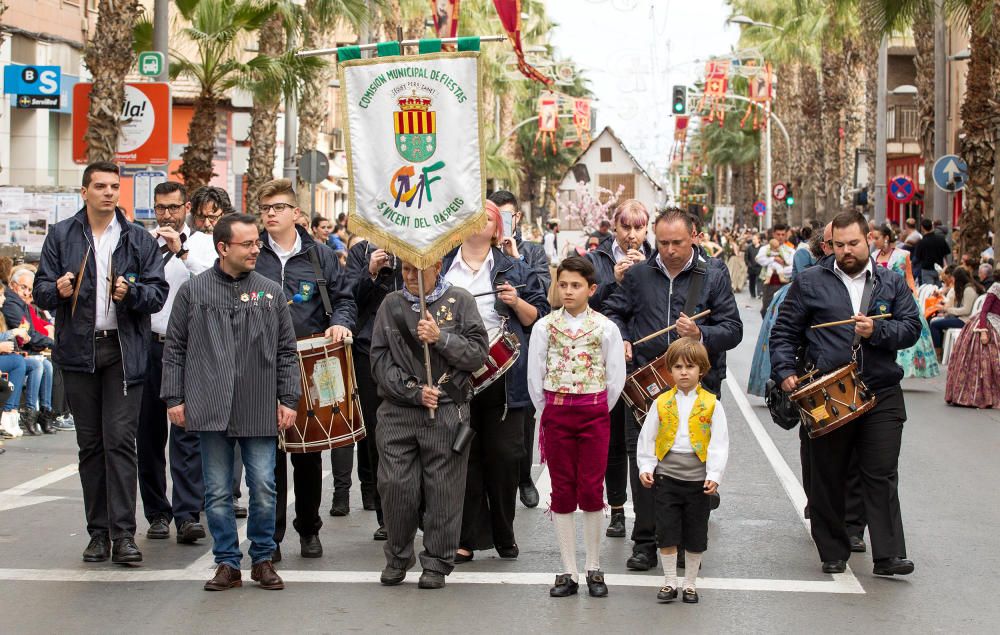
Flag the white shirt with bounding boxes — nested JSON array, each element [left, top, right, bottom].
[[655, 249, 696, 280], [526, 308, 626, 413], [93, 214, 122, 331], [150, 224, 215, 335], [268, 231, 302, 274], [833, 258, 874, 314], [611, 240, 630, 264], [755, 243, 794, 277], [636, 386, 730, 484], [445, 247, 501, 331], [543, 232, 559, 264]]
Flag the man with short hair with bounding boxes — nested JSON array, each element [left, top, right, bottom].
[[162, 213, 298, 591], [913, 218, 951, 286], [34, 161, 168, 564], [254, 178, 357, 560], [137, 181, 216, 544], [755, 222, 795, 317]]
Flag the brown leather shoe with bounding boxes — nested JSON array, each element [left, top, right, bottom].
[[251, 560, 285, 590], [204, 564, 242, 591]]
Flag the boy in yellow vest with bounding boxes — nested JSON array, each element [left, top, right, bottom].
[[527, 256, 626, 599], [637, 337, 729, 604]]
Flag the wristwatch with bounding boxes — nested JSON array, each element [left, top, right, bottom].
[[176, 247, 189, 259]]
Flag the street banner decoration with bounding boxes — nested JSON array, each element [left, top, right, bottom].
[[534, 93, 559, 155], [697, 59, 730, 125], [672, 115, 690, 162], [492, 0, 552, 85], [431, 0, 461, 38], [740, 62, 773, 130], [572, 98, 592, 147], [339, 46, 486, 269]]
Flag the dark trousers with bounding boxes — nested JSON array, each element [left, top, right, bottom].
[[518, 402, 537, 484], [748, 271, 760, 298], [808, 387, 907, 562], [51, 362, 69, 416], [605, 400, 628, 508], [275, 449, 323, 542], [136, 339, 204, 527], [460, 381, 524, 551], [801, 423, 867, 535], [330, 445, 354, 497], [760, 281, 785, 318], [63, 335, 144, 539], [625, 407, 657, 558], [356, 352, 384, 526]]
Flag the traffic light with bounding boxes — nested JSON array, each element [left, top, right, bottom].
[[784, 185, 795, 207], [672, 85, 687, 115]]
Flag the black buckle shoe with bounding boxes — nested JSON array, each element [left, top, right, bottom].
[[300, 534, 323, 558], [873, 557, 914, 576], [656, 585, 678, 602], [586, 570, 608, 597], [605, 511, 626, 538], [626, 552, 653, 571], [549, 573, 579, 597], [111, 537, 143, 564], [146, 516, 170, 540], [177, 520, 206, 544], [518, 481, 540, 508], [418, 570, 446, 589], [82, 533, 110, 562], [682, 587, 699, 603], [822, 560, 847, 574]]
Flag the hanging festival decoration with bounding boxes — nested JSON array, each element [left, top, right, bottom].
[[572, 98, 592, 147], [672, 115, 690, 162], [533, 93, 559, 155], [430, 0, 461, 38], [740, 61, 773, 130], [697, 59, 730, 125], [492, 0, 553, 85]]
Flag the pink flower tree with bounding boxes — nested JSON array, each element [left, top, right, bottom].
[[559, 181, 625, 234]]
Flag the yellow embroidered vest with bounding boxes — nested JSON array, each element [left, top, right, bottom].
[[654, 385, 716, 462], [543, 308, 607, 394]]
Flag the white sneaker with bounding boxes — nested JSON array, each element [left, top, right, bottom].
[[2, 411, 23, 438]]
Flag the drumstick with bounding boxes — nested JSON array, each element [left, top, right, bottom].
[[471, 284, 526, 298], [810, 314, 892, 330], [632, 309, 712, 346], [70, 244, 91, 317]]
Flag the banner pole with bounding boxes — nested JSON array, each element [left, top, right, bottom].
[[417, 269, 436, 420], [298, 34, 506, 57]]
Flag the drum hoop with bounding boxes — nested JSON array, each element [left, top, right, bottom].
[[790, 362, 857, 400]]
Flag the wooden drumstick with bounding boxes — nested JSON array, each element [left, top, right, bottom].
[[632, 309, 712, 346], [811, 313, 892, 330]]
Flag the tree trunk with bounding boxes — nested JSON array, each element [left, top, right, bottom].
[[799, 66, 824, 221], [245, 14, 285, 213], [912, 4, 936, 218], [842, 37, 867, 210], [177, 91, 220, 192], [82, 0, 142, 163], [379, 2, 402, 41]]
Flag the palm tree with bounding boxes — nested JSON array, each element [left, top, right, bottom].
[[83, 0, 143, 163], [244, 13, 289, 211]]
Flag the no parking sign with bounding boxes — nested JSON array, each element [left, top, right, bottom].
[[888, 175, 916, 203]]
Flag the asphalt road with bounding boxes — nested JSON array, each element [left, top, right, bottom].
[[0, 290, 997, 633]]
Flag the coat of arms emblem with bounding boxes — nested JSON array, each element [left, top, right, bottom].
[[394, 92, 436, 162]]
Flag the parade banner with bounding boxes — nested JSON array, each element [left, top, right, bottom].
[[340, 51, 485, 269]]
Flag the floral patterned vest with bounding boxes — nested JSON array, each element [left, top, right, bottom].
[[543, 307, 607, 395], [654, 385, 716, 462]]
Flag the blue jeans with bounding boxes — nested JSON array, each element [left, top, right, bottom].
[[23, 355, 52, 410], [200, 432, 277, 569], [0, 354, 26, 411], [920, 269, 941, 287], [929, 316, 965, 348]]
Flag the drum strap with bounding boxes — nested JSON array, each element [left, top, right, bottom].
[[854, 272, 876, 348], [308, 247, 334, 318], [389, 299, 464, 405], [682, 257, 707, 317]]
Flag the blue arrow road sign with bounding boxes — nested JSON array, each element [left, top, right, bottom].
[[889, 175, 916, 203], [932, 155, 968, 193], [3, 64, 61, 96]]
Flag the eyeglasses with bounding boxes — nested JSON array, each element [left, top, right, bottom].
[[154, 204, 185, 213], [258, 202, 295, 215], [227, 239, 264, 249], [198, 211, 224, 221]]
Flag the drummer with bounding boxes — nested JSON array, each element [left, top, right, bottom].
[[587, 199, 652, 541], [441, 200, 550, 564], [253, 179, 357, 562], [603, 208, 742, 573], [770, 210, 920, 577]]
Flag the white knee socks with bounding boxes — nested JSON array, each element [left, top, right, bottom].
[[582, 511, 602, 572], [683, 551, 703, 590], [661, 550, 677, 588], [553, 512, 578, 582]]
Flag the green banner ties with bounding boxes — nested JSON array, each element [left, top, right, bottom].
[[456, 37, 480, 52], [419, 39, 443, 54], [337, 45, 361, 63], [376, 41, 401, 57]]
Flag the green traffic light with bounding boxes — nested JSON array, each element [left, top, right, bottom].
[[674, 103, 683, 113], [785, 196, 795, 206]]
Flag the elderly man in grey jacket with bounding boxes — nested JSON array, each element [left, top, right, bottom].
[[161, 213, 300, 592]]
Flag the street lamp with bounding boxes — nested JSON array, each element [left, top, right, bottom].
[[890, 84, 918, 95], [727, 15, 784, 31], [949, 48, 971, 61]]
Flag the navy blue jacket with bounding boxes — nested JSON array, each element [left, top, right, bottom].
[[345, 240, 403, 357], [442, 246, 550, 409], [587, 234, 652, 311], [516, 235, 551, 292], [769, 255, 921, 395], [33, 207, 167, 385], [255, 225, 356, 338], [603, 246, 743, 395]]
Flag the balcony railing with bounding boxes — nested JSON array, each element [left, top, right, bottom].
[[887, 106, 919, 143]]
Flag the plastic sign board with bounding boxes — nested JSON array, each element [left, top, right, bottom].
[[753, 200, 766, 216], [72, 83, 171, 165], [888, 175, 916, 203], [772, 182, 787, 201], [4, 64, 61, 96], [932, 155, 968, 193], [133, 171, 167, 220], [138, 52, 165, 78]]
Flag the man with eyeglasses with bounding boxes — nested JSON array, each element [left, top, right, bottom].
[[189, 187, 234, 235], [254, 178, 357, 561], [136, 181, 216, 545]]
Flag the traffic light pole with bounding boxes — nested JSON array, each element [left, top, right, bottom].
[[764, 119, 773, 229]]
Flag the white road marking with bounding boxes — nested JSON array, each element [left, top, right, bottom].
[[0, 464, 77, 512]]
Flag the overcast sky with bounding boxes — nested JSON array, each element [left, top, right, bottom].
[[545, 0, 740, 177]]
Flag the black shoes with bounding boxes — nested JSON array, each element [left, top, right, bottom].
[[361, 488, 377, 511], [20, 410, 40, 436], [549, 574, 579, 597], [849, 534, 867, 553], [177, 520, 206, 544], [873, 557, 914, 576], [822, 560, 847, 574], [111, 537, 143, 564], [626, 552, 653, 571], [418, 570, 446, 589], [147, 516, 170, 540], [455, 550, 474, 564], [300, 534, 323, 558], [380, 555, 416, 586], [329, 494, 350, 517], [605, 511, 626, 538], [657, 585, 678, 602], [271, 544, 282, 563], [373, 526, 388, 541], [518, 481, 540, 508], [234, 503, 248, 518], [82, 533, 110, 562], [496, 544, 519, 559], [682, 587, 699, 603], [586, 570, 608, 597], [38, 409, 57, 434]]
